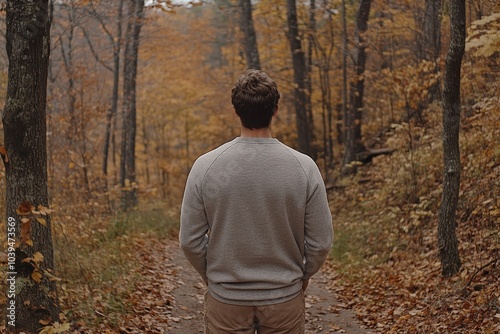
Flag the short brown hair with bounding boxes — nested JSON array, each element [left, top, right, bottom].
[[231, 70, 280, 129]]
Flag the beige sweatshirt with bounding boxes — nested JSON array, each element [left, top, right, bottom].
[[180, 137, 333, 305]]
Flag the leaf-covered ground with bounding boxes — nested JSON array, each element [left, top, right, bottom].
[[326, 97, 500, 333], [115, 239, 370, 333]]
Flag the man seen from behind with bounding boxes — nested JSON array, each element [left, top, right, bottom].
[[180, 69, 334, 333]]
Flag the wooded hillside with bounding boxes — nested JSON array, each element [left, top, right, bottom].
[[0, 0, 498, 332]]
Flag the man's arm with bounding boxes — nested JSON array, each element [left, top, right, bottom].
[[179, 160, 209, 283], [303, 165, 334, 281]]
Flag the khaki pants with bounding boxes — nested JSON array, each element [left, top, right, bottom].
[[204, 291, 305, 334]]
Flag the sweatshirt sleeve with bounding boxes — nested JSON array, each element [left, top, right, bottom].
[[179, 159, 209, 283], [303, 164, 334, 281]]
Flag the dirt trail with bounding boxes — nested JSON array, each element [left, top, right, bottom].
[[167, 242, 370, 334], [125, 239, 370, 333]]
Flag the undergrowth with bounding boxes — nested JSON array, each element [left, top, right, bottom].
[[327, 95, 499, 333], [52, 204, 179, 330]]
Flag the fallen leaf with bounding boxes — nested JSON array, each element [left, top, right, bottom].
[[37, 217, 47, 226], [39, 322, 71, 334], [31, 270, 42, 283], [38, 205, 54, 216], [33, 252, 44, 264]]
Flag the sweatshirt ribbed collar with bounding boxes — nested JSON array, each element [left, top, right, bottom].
[[234, 137, 280, 144]]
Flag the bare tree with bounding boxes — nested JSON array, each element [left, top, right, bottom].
[[286, 0, 316, 159], [3, 0, 60, 331], [417, 0, 442, 62], [351, 0, 371, 153], [416, 0, 443, 106], [103, 0, 125, 177], [340, 0, 350, 169], [239, 0, 260, 70], [57, 2, 78, 145], [438, 0, 465, 277], [312, 2, 336, 176], [342, 0, 372, 172], [120, 0, 145, 209]]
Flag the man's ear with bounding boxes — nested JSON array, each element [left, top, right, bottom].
[[273, 105, 279, 116]]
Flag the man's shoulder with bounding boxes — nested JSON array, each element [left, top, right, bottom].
[[192, 139, 238, 169], [278, 142, 317, 168]]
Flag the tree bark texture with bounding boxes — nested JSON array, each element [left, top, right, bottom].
[[120, 0, 144, 209], [3, 0, 59, 332], [438, 0, 465, 277], [239, 0, 260, 70], [286, 0, 316, 160]]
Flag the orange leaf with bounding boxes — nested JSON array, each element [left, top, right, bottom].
[[33, 252, 44, 264], [37, 205, 54, 216], [31, 270, 42, 283], [37, 217, 47, 226]]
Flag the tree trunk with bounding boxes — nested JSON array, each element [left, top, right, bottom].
[[305, 0, 316, 161], [120, 0, 144, 210], [438, 0, 465, 277], [340, 0, 353, 173], [416, 0, 442, 105], [59, 4, 77, 146], [418, 0, 442, 62], [286, 0, 316, 160], [312, 5, 335, 175], [350, 0, 371, 155], [425, 0, 442, 62], [103, 0, 125, 176], [239, 0, 260, 70], [3, 0, 60, 332]]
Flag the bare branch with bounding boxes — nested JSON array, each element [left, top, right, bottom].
[[80, 26, 113, 72]]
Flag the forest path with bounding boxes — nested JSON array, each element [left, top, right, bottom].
[[123, 238, 370, 334]]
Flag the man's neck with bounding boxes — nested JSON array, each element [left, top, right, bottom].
[[240, 126, 273, 138]]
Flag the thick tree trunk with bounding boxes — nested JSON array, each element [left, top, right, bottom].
[[3, 0, 60, 332], [103, 0, 125, 176], [286, 0, 316, 160], [120, 0, 144, 210], [239, 0, 260, 70], [438, 0, 465, 277]]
